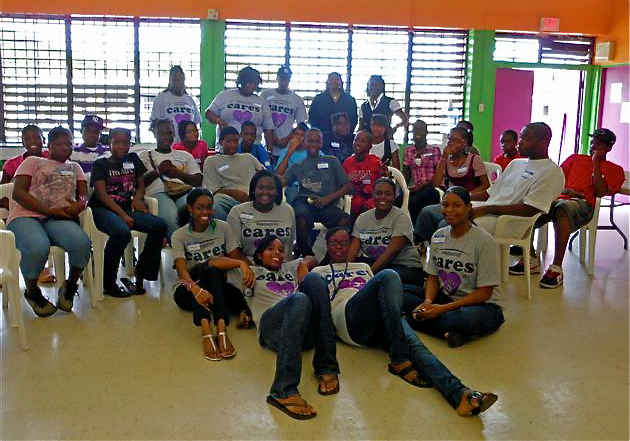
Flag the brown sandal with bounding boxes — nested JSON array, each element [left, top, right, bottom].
[[202, 334, 222, 361]]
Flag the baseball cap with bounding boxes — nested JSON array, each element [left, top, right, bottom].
[[277, 66, 292, 77], [590, 128, 616, 146], [81, 115, 105, 130]]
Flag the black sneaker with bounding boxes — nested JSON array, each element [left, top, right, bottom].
[[509, 245, 523, 256], [508, 257, 541, 275], [446, 332, 472, 348], [57, 281, 78, 312], [103, 284, 132, 298], [24, 288, 57, 317]]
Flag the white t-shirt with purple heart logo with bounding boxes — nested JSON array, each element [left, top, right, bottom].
[[150, 91, 201, 143], [246, 260, 301, 326], [206, 89, 274, 143], [427, 225, 503, 306], [260, 88, 307, 156]]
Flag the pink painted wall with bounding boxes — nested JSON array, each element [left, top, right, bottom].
[[599, 65, 629, 171], [491, 68, 534, 159]]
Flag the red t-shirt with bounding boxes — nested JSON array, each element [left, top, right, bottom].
[[172, 140, 210, 168], [494, 153, 525, 171], [343, 154, 383, 198], [559, 154, 625, 207]]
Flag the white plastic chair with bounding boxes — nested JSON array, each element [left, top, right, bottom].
[[568, 197, 602, 276], [495, 212, 545, 299], [483, 162, 502, 185], [0, 219, 28, 349], [388, 166, 410, 215]]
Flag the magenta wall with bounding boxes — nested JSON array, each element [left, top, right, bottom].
[[599, 65, 629, 170], [491, 68, 534, 159]]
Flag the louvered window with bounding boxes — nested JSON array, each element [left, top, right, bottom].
[[494, 33, 594, 65]]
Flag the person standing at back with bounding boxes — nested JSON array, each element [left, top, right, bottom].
[[358, 75, 408, 138], [308, 72, 357, 136]]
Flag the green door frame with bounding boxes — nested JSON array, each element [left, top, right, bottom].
[[200, 20, 226, 147], [464, 30, 602, 159]]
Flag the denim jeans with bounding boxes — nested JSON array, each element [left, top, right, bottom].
[[407, 290, 505, 341], [414, 203, 445, 242], [408, 185, 441, 225], [259, 273, 339, 399], [153, 192, 189, 239], [92, 206, 167, 290], [212, 193, 240, 221], [7, 216, 91, 280], [345, 269, 467, 409]]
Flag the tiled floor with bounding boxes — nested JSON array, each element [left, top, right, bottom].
[[2, 208, 629, 440]]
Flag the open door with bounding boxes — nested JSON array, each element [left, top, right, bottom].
[[491, 68, 534, 159]]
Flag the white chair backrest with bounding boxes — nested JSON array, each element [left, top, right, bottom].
[[483, 162, 502, 185], [0, 182, 14, 200], [388, 166, 410, 215]]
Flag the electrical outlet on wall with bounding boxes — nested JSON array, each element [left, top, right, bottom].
[[207, 9, 219, 20], [478, 103, 484, 112]]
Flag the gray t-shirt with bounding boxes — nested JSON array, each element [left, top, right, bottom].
[[426, 225, 503, 306], [205, 89, 274, 143], [202, 153, 264, 194], [150, 91, 201, 143], [352, 207, 422, 268], [245, 260, 301, 326], [260, 88, 307, 156], [226, 201, 296, 260], [284, 155, 350, 201], [171, 220, 238, 271]]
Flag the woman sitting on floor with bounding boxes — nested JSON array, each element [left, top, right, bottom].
[[172, 188, 255, 361], [245, 235, 339, 420], [408, 186, 505, 347], [313, 226, 498, 417]]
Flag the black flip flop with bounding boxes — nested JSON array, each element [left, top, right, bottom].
[[120, 278, 146, 295], [388, 363, 432, 388], [266, 395, 316, 420], [317, 375, 340, 396]]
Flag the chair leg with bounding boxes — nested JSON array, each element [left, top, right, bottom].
[[500, 244, 509, 283], [587, 228, 597, 276], [8, 277, 28, 349], [124, 241, 135, 277], [51, 248, 66, 286], [537, 224, 548, 254], [524, 247, 532, 300], [93, 244, 105, 301]]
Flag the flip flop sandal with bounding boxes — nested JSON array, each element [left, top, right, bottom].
[[217, 331, 237, 359], [459, 390, 498, 416], [317, 375, 340, 396], [266, 395, 316, 420], [202, 334, 222, 361], [388, 363, 432, 388], [120, 278, 147, 295]]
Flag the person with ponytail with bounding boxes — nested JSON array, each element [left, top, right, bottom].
[[407, 186, 505, 348]]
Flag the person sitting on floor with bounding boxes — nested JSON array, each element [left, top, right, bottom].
[[493, 129, 524, 171], [407, 187, 505, 347], [342, 130, 384, 219], [509, 128, 625, 288], [314, 227, 499, 417], [203, 127, 265, 221], [90, 127, 167, 298], [172, 188, 255, 361], [8, 126, 91, 317], [470, 122, 565, 254], [71, 114, 110, 173], [246, 235, 339, 420], [278, 128, 353, 257], [139, 119, 202, 240]]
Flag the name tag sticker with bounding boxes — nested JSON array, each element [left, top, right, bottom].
[[456, 167, 468, 174], [187, 243, 201, 252], [218, 164, 230, 172], [264, 161, 271, 167], [521, 170, 534, 179], [432, 235, 446, 244], [331, 142, 340, 149], [422, 153, 433, 157], [317, 162, 329, 169], [240, 213, 254, 220], [58, 170, 73, 176], [414, 158, 423, 166], [362, 178, 371, 184], [359, 233, 369, 240], [123, 162, 134, 170]]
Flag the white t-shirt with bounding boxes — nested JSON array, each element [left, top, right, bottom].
[[226, 201, 296, 260], [150, 91, 201, 143], [371, 139, 400, 162], [480, 158, 565, 213], [312, 262, 374, 346], [205, 89, 274, 143], [260, 88, 307, 156], [138, 149, 201, 196]]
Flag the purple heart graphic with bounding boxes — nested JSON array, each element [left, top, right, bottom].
[[233, 110, 253, 124], [338, 277, 367, 290], [272, 112, 288, 128], [367, 246, 387, 259], [438, 270, 461, 295], [266, 281, 295, 296], [174, 114, 192, 125]]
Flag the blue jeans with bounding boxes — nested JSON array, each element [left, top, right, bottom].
[[259, 273, 339, 398], [345, 269, 466, 409], [7, 216, 91, 280], [414, 203, 445, 242], [153, 192, 188, 239], [212, 193, 240, 221], [407, 290, 505, 341], [92, 206, 167, 290]]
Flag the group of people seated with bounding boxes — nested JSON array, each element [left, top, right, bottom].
[[1, 63, 625, 422]]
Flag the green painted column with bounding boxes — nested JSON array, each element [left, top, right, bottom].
[[200, 20, 226, 147], [464, 30, 496, 160], [580, 65, 602, 154]]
